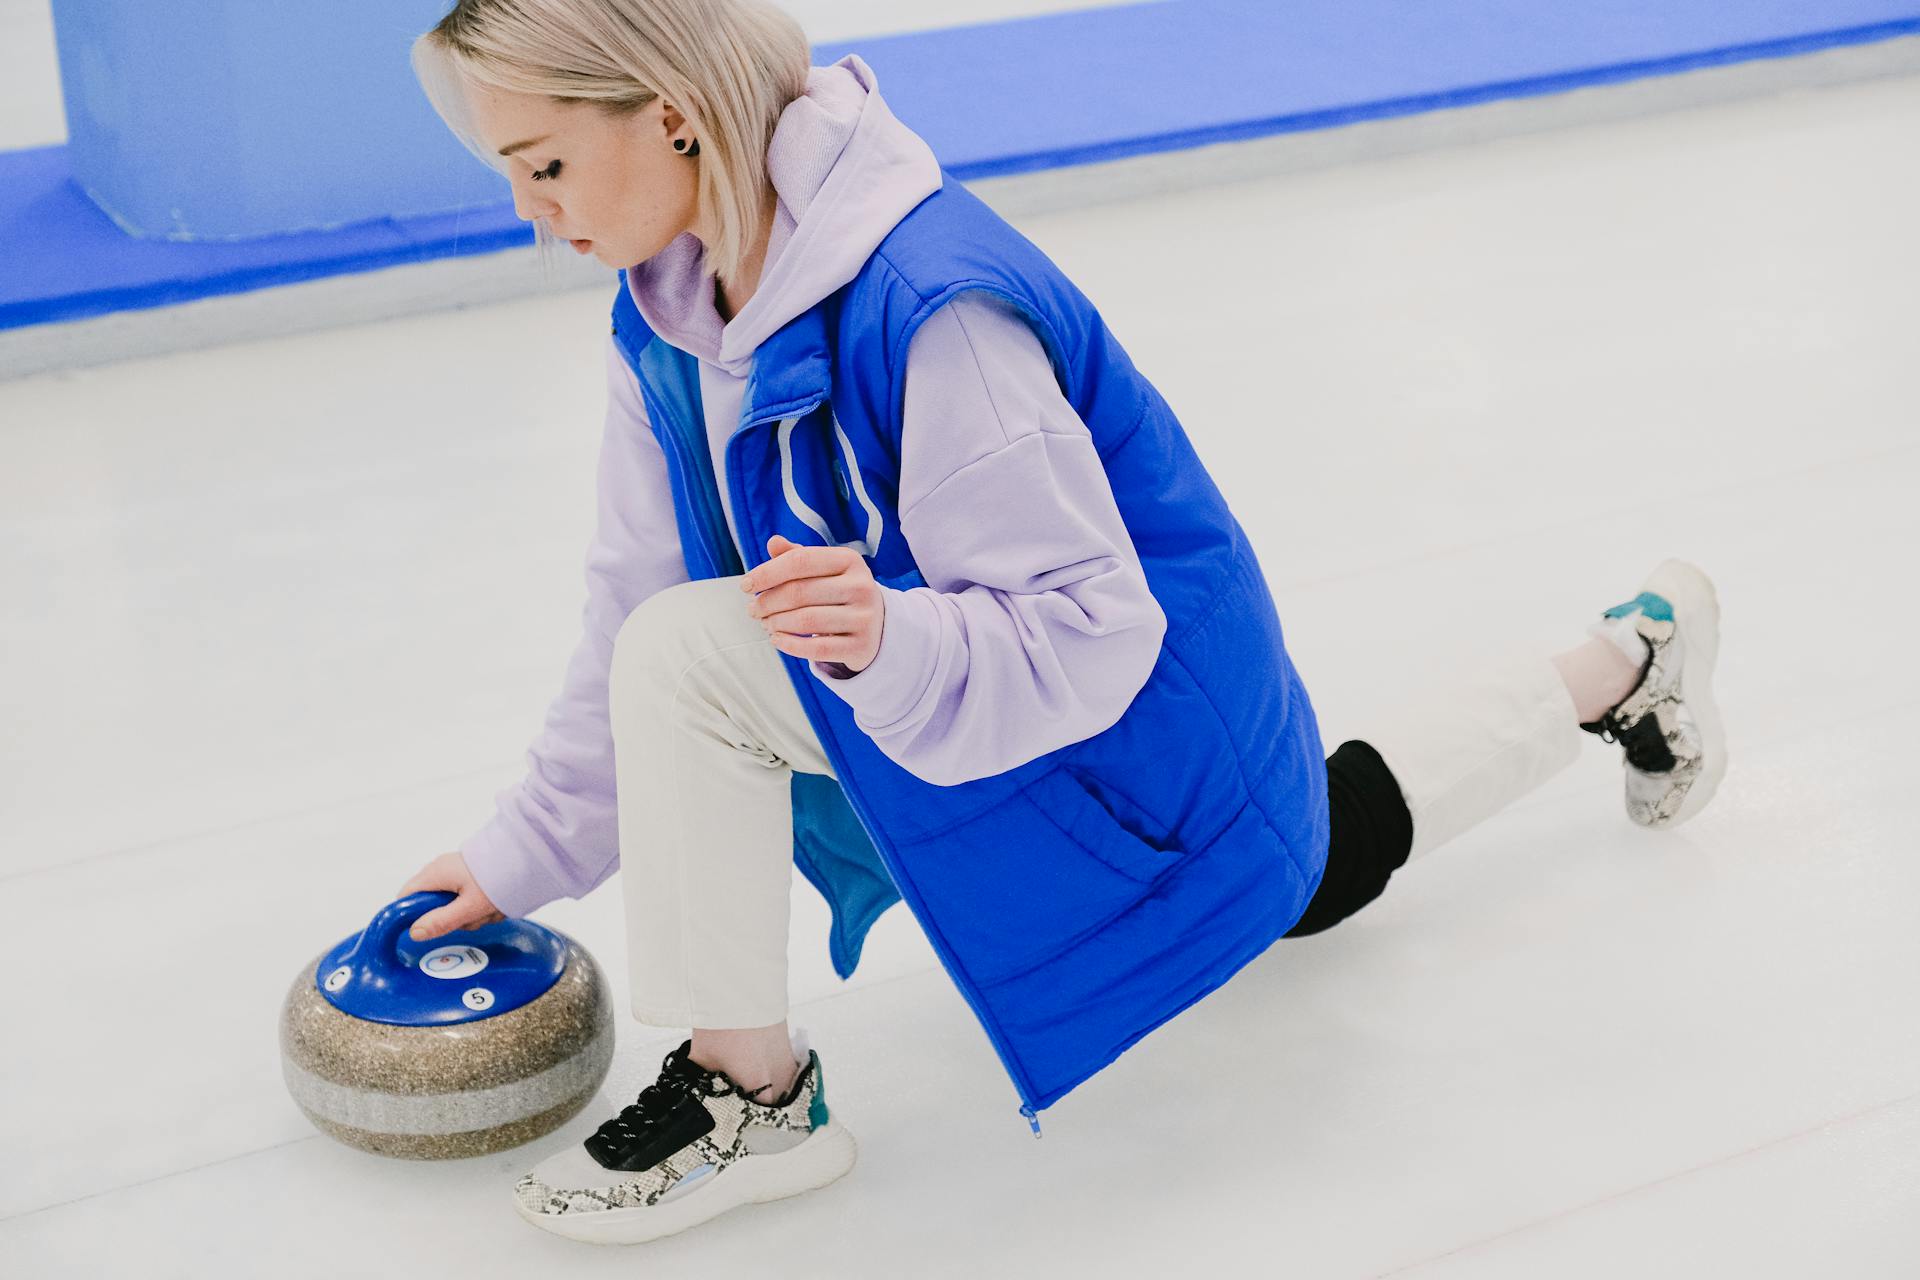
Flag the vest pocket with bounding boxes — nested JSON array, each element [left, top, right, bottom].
[[899, 762, 1180, 990], [1023, 765, 1183, 884]]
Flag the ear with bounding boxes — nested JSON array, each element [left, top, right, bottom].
[[657, 99, 688, 142]]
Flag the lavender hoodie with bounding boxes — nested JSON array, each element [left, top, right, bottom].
[[460, 54, 1167, 920]]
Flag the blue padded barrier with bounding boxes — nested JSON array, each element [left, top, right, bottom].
[[1, 146, 527, 328], [833, 0, 1920, 176], [5, 0, 1919, 331]]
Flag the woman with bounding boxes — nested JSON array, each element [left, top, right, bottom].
[[398, 0, 1727, 1246]]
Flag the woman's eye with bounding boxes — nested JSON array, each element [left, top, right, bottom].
[[530, 159, 562, 182]]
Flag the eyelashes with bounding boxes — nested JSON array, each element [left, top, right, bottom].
[[530, 159, 563, 182]]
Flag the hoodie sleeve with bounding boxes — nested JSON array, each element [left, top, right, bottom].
[[458, 338, 692, 918], [806, 291, 1168, 787]]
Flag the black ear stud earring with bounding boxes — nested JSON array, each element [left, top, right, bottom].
[[674, 138, 700, 157]]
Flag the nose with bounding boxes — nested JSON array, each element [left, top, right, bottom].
[[509, 174, 559, 224]]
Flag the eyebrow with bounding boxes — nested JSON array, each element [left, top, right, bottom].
[[497, 134, 551, 157]]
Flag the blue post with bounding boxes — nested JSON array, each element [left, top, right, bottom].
[[48, 0, 507, 240]]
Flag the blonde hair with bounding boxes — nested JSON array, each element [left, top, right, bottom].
[[413, 0, 810, 282]]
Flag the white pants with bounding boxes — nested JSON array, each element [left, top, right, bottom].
[[609, 575, 841, 1029], [1364, 651, 1591, 864], [607, 574, 1588, 1029]]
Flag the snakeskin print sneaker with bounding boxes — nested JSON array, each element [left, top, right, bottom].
[[512, 1031, 856, 1244], [1579, 558, 1726, 829]]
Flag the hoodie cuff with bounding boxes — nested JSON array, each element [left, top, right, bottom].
[[809, 584, 939, 728], [458, 817, 568, 923]]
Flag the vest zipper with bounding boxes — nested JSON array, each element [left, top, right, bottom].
[[727, 396, 1047, 1139]]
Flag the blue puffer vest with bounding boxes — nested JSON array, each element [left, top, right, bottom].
[[610, 173, 1329, 1131]]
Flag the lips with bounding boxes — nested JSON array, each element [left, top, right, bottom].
[[569, 238, 593, 255]]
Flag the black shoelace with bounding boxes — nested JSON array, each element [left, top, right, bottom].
[[587, 1043, 726, 1152], [1593, 709, 1677, 774], [1578, 635, 1673, 773]]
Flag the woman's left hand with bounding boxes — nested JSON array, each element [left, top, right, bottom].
[[741, 534, 885, 673]]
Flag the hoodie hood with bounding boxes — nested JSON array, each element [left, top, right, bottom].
[[624, 53, 943, 377]]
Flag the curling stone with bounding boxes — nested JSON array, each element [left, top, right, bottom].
[[279, 891, 615, 1159]]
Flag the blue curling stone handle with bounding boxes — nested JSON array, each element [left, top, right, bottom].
[[315, 891, 568, 1026]]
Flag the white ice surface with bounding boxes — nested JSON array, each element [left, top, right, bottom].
[[2, 70, 1918, 1278]]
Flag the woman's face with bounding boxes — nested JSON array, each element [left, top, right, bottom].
[[461, 79, 699, 270]]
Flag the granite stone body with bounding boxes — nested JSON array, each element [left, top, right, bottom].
[[279, 938, 615, 1159]]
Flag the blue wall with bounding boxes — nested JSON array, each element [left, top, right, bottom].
[[44, 0, 1920, 245], [10, 0, 1918, 328]]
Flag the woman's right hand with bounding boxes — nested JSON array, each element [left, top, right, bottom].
[[398, 852, 507, 942]]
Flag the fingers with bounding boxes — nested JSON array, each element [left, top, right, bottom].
[[409, 909, 458, 942], [748, 579, 858, 622], [758, 604, 864, 637], [746, 565, 873, 620], [741, 538, 859, 596], [769, 631, 863, 663], [400, 852, 501, 942], [410, 899, 494, 942]]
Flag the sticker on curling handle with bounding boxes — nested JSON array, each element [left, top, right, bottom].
[[463, 988, 496, 1011], [420, 944, 489, 980], [324, 966, 352, 993]]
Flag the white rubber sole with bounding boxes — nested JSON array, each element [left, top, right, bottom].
[[1641, 557, 1727, 829], [511, 1120, 859, 1246]]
